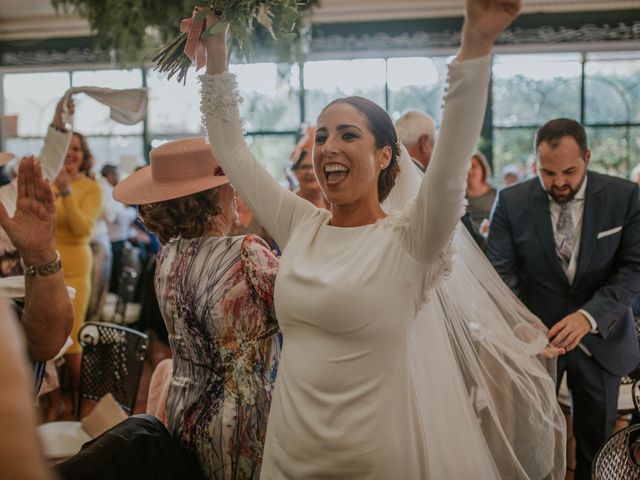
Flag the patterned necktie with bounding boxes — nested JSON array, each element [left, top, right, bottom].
[[555, 203, 574, 267]]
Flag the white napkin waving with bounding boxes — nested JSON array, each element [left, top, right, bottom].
[[62, 86, 148, 125]]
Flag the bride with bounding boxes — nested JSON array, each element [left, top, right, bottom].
[[199, 0, 566, 477]]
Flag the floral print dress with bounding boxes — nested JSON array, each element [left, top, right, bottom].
[[155, 234, 280, 480]]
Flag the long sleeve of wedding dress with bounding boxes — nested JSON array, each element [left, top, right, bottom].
[[200, 74, 321, 249], [400, 55, 490, 264]]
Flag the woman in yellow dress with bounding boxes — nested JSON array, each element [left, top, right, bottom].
[[53, 132, 102, 403]]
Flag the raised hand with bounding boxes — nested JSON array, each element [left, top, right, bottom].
[[52, 95, 74, 130], [0, 156, 57, 265], [54, 169, 71, 194], [204, 12, 230, 75], [459, 0, 522, 60]]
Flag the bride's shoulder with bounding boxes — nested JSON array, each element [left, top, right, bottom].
[[383, 197, 417, 232]]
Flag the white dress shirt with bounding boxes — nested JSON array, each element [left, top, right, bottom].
[[546, 175, 599, 339]]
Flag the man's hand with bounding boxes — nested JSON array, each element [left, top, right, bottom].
[[540, 344, 566, 359], [0, 156, 56, 265], [547, 311, 592, 352]]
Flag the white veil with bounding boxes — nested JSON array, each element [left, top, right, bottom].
[[383, 146, 566, 479]]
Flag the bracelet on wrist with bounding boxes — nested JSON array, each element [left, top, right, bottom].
[[57, 190, 71, 198], [21, 251, 62, 277], [50, 123, 69, 134]]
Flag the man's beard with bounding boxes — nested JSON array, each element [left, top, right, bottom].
[[547, 173, 586, 204]]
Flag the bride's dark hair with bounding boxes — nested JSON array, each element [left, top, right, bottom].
[[321, 96, 400, 202]]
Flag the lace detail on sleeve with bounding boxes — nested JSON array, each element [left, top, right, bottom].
[[429, 234, 455, 289], [200, 72, 245, 129], [384, 196, 457, 299], [384, 197, 417, 232]]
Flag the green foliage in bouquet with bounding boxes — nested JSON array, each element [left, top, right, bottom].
[[51, 0, 319, 77], [154, 0, 318, 83]]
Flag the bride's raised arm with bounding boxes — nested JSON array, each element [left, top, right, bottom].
[[403, 0, 521, 264], [199, 19, 318, 249]]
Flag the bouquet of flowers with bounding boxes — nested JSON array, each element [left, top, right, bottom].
[[153, 0, 318, 84]]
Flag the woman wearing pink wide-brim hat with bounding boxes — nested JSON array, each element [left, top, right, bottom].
[[114, 136, 280, 479]]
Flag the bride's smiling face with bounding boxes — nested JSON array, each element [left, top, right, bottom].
[[313, 102, 390, 207]]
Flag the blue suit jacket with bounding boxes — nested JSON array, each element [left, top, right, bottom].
[[487, 171, 640, 376]]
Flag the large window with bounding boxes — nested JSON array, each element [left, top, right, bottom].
[[493, 51, 640, 182], [2, 48, 640, 185], [492, 53, 582, 182], [387, 57, 449, 124], [304, 59, 387, 122]]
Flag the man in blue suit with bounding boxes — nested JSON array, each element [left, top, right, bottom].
[[487, 118, 640, 479]]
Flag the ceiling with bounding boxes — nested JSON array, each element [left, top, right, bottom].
[[0, 0, 639, 40]]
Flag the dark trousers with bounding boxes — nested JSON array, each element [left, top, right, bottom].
[[109, 239, 127, 293], [557, 348, 620, 480]]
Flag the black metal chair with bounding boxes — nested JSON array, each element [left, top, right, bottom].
[[77, 322, 149, 419], [110, 266, 139, 325], [592, 424, 640, 479]]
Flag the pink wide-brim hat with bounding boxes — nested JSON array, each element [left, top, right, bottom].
[[113, 137, 229, 205]]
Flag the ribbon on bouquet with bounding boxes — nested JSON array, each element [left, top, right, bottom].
[[181, 7, 208, 71]]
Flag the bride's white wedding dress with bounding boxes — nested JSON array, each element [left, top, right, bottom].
[[200, 53, 566, 479]]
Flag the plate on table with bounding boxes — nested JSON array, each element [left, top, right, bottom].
[[0, 275, 76, 299], [37, 421, 92, 460]]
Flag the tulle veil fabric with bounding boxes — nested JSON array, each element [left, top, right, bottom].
[[383, 146, 566, 479]]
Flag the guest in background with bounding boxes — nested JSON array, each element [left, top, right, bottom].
[[53, 131, 102, 411], [106, 168, 138, 293], [289, 124, 328, 209], [502, 164, 521, 186], [101, 163, 119, 189], [394, 110, 436, 172], [487, 118, 640, 479], [0, 96, 72, 277], [466, 151, 497, 230], [114, 137, 280, 479], [86, 164, 119, 323]]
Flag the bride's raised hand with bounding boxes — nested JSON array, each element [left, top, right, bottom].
[[459, 0, 522, 60], [204, 12, 230, 75]]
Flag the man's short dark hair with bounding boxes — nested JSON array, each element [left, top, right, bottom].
[[101, 164, 118, 178], [535, 118, 588, 158]]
